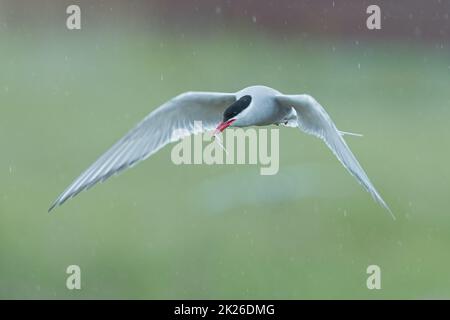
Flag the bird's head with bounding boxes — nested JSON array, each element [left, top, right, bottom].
[[214, 95, 252, 134]]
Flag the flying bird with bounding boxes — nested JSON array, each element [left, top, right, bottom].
[[49, 85, 393, 218]]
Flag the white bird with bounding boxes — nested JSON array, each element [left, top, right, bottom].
[[49, 85, 393, 218]]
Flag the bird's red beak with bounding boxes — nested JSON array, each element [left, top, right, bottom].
[[214, 119, 236, 135]]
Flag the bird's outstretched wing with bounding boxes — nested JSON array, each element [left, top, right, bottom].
[[276, 94, 394, 218], [49, 92, 236, 211]]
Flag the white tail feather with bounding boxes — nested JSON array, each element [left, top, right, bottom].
[[339, 130, 363, 137]]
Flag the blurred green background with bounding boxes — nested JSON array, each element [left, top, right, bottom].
[[1, 0, 450, 299]]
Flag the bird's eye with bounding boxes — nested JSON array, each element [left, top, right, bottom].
[[223, 95, 252, 121]]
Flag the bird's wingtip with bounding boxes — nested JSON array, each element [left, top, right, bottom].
[[385, 205, 396, 220], [369, 187, 395, 220], [378, 198, 396, 220], [48, 200, 59, 213]]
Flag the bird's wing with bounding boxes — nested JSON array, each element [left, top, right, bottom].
[[276, 94, 393, 218], [49, 91, 236, 211]]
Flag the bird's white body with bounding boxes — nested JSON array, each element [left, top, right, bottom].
[[50, 85, 393, 218]]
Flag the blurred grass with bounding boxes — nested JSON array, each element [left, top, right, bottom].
[[1, 25, 450, 299]]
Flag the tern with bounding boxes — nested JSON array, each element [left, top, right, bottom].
[[49, 85, 393, 218]]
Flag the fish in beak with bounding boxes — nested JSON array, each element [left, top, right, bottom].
[[212, 118, 236, 154], [214, 118, 236, 136]]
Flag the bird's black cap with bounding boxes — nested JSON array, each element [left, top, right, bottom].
[[223, 95, 252, 121]]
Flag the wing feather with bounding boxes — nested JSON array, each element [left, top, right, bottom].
[[276, 94, 394, 218], [49, 91, 236, 211]]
